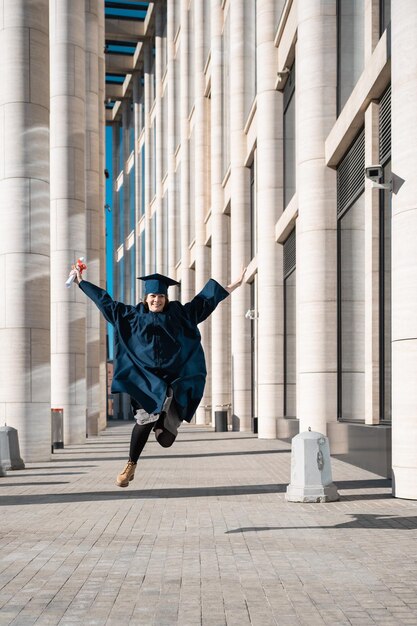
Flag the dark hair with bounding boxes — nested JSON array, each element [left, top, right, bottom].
[[142, 294, 169, 312]]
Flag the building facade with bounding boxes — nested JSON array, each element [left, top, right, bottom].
[[1, 0, 417, 500]]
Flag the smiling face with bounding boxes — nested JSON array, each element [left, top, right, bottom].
[[145, 293, 167, 312]]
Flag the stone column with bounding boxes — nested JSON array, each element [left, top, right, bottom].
[[210, 0, 231, 426], [194, 0, 211, 424], [296, 0, 337, 436], [143, 42, 153, 273], [179, 0, 192, 302], [391, 0, 417, 500], [98, 0, 107, 430], [229, 2, 252, 431], [0, 0, 50, 461], [155, 4, 164, 271], [256, 0, 284, 439], [167, 0, 179, 290], [50, 0, 87, 444], [85, 0, 100, 435], [121, 99, 131, 299], [133, 74, 142, 301]]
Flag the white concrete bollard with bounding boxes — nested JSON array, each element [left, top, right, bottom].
[[286, 429, 339, 502], [0, 426, 25, 471]]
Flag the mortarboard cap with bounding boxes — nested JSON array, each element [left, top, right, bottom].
[[138, 273, 180, 296]]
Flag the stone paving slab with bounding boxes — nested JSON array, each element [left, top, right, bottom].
[[0, 422, 416, 626]]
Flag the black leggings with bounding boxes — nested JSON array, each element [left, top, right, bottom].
[[129, 415, 176, 463]]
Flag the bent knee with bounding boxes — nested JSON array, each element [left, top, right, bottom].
[[156, 430, 176, 448]]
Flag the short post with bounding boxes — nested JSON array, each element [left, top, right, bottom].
[[0, 425, 25, 470], [286, 429, 339, 503], [215, 410, 228, 432], [51, 408, 64, 453]]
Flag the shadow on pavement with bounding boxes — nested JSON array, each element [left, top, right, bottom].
[[52, 449, 290, 463], [0, 483, 287, 506], [226, 513, 417, 533]]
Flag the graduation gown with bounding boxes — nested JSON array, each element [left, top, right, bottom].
[[79, 279, 229, 422]]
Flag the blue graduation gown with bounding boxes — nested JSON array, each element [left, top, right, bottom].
[[79, 279, 229, 422]]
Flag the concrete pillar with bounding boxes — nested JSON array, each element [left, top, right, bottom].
[[296, 0, 337, 436], [256, 0, 284, 439], [50, 0, 87, 444], [210, 0, 231, 426], [144, 43, 153, 273], [229, 1, 251, 431], [391, 0, 417, 500], [112, 123, 120, 300], [97, 0, 107, 430], [179, 0, 192, 302], [121, 99, 131, 299], [85, 0, 100, 435], [167, 0, 180, 291], [0, 0, 51, 461], [194, 0, 211, 424], [133, 74, 142, 301], [155, 4, 164, 272]]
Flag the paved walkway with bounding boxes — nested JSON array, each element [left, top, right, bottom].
[[0, 422, 416, 626]]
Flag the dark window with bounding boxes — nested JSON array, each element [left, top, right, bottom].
[[380, 0, 391, 35], [337, 0, 364, 114], [283, 65, 295, 207], [250, 162, 256, 258], [284, 229, 296, 418], [337, 130, 365, 421], [379, 86, 391, 421]]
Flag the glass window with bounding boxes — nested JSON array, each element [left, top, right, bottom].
[[337, 0, 364, 113], [284, 229, 296, 418], [381, 162, 391, 421], [338, 192, 365, 421], [250, 277, 258, 427], [250, 161, 256, 258], [380, 0, 391, 35], [140, 145, 145, 217], [129, 168, 135, 231], [283, 65, 295, 207]]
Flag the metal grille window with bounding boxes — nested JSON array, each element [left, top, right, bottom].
[[283, 228, 296, 278], [337, 129, 365, 217], [379, 85, 391, 165]]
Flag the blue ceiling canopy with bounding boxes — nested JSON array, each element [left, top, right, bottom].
[[105, 40, 137, 55], [104, 1, 151, 113], [105, 1, 150, 21]]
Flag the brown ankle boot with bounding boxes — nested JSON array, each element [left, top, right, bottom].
[[116, 460, 137, 487]]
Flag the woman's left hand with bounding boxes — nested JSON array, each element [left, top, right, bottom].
[[227, 266, 247, 293]]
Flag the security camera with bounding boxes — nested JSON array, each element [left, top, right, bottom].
[[365, 164, 392, 191], [365, 165, 383, 183]]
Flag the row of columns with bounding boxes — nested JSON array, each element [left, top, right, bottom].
[[0, 0, 106, 461]]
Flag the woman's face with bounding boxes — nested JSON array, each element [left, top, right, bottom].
[[146, 293, 166, 312]]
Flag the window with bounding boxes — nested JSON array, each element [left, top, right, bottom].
[[337, 0, 364, 113], [380, 0, 391, 36], [284, 229, 296, 418], [337, 130, 365, 421], [379, 86, 391, 421], [283, 65, 295, 207], [250, 161, 257, 258]]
